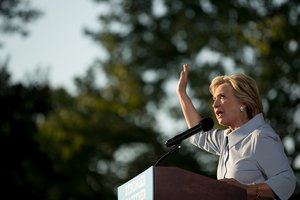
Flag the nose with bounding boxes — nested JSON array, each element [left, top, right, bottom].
[[212, 99, 219, 108]]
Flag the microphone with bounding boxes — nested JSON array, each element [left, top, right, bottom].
[[165, 117, 214, 147]]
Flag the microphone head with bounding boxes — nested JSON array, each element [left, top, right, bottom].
[[200, 117, 214, 131]]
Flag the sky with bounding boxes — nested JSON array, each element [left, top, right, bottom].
[[2, 0, 102, 93], [1, 0, 188, 137]]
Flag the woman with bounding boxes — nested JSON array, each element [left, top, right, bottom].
[[177, 64, 296, 200]]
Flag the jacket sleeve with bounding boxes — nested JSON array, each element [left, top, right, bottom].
[[254, 127, 296, 200], [189, 128, 225, 156]]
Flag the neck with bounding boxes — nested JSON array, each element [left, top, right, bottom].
[[229, 117, 250, 132]]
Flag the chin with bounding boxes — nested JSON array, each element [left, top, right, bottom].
[[217, 118, 223, 125], [217, 119, 228, 127]]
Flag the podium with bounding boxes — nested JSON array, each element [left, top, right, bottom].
[[118, 166, 247, 200]]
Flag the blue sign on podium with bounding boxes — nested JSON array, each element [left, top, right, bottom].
[[118, 167, 154, 200]]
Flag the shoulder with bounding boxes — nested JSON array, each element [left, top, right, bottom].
[[247, 114, 279, 139], [252, 123, 281, 141], [250, 123, 284, 153]]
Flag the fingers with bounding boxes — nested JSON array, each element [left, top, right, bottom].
[[183, 63, 189, 72], [219, 178, 238, 185], [177, 64, 190, 94], [179, 64, 189, 81], [181, 63, 189, 78], [180, 63, 190, 80]]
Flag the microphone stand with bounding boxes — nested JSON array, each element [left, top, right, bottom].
[[153, 144, 182, 166]]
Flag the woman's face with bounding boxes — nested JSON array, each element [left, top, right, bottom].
[[212, 83, 248, 131]]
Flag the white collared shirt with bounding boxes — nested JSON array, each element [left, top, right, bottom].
[[190, 113, 296, 200]]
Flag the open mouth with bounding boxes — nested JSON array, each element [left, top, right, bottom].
[[215, 110, 223, 117]]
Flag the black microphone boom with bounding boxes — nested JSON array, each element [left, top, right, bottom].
[[165, 117, 214, 147]]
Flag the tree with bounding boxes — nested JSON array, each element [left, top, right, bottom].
[[0, 0, 42, 39], [36, 65, 207, 199], [0, 65, 54, 199]]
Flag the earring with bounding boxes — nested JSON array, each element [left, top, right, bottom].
[[240, 106, 245, 112]]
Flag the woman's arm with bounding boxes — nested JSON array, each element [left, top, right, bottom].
[[247, 183, 275, 200], [220, 178, 275, 200], [177, 64, 201, 128]]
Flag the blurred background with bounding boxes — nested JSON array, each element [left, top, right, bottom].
[[1, 0, 299, 199]]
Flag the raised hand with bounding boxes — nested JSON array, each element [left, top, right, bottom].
[[177, 64, 189, 95]]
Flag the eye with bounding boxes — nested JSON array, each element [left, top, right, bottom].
[[213, 94, 226, 103], [219, 95, 226, 102]]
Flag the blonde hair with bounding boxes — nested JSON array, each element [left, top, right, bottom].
[[209, 73, 264, 119]]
